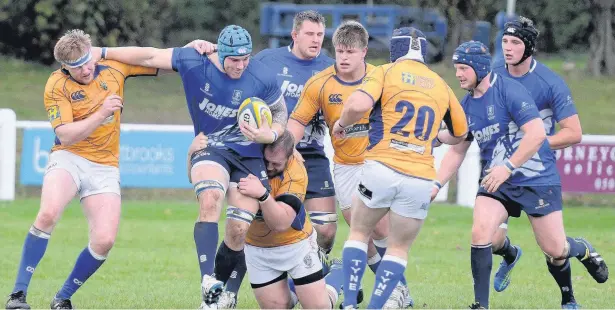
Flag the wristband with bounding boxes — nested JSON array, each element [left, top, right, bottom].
[[101, 47, 108, 59], [271, 131, 278, 143], [258, 190, 270, 202], [433, 180, 443, 190], [504, 159, 516, 173]]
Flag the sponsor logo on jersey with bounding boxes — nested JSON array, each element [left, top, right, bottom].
[[47, 105, 60, 121], [389, 139, 426, 154], [328, 93, 342, 104], [345, 123, 369, 137], [472, 123, 500, 144], [277, 66, 293, 77], [70, 90, 86, 102], [281, 80, 304, 98], [199, 97, 238, 119], [200, 83, 213, 96], [401, 72, 434, 89]]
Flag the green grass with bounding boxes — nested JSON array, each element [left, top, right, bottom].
[[1, 199, 613, 309], [3, 55, 615, 135]]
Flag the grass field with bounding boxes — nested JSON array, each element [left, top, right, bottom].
[[0, 199, 613, 309], [1, 53, 615, 308]]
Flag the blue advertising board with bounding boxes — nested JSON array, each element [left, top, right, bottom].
[[20, 128, 194, 188]]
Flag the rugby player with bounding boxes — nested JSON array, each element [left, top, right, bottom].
[[6, 29, 157, 310], [332, 27, 468, 309]]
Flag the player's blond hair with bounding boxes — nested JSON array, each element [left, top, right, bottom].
[[53, 29, 92, 64], [332, 20, 369, 49]]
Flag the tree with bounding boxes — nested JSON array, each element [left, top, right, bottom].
[[587, 0, 615, 76]]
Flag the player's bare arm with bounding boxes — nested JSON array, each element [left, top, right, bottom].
[[55, 94, 123, 146], [431, 140, 472, 201], [91, 46, 174, 70], [436, 129, 468, 146], [287, 119, 307, 162], [238, 175, 296, 231], [548, 114, 582, 149], [287, 119, 307, 146], [184, 40, 217, 55], [270, 96, 288, 135], [333, 90, 372, 138], [436, 87, 469, 146], [437, 140, 472, 185], [481, 118, 546, 192]]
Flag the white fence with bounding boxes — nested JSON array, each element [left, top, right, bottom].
[[2, 109, 614, 205]]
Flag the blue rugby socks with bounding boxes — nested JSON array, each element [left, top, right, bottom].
[[12, 226, 50, 294], [471, 243, 492, 308], [56, 245, 106, 300], [342, 240, 368, 308], [194, 222, 219, 277]]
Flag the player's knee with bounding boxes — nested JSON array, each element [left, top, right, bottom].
[[225, 206, 255, 248], [34, 208, 61, 231], [318, 223, 337, 239], [309, 211, 337, 250], [225, 222, 248, 249], [194, 180, 225, 203], [90, 235, 116, 255], [314, 227, 336, 254], [491, 230, 507, 250], [542, 240, 569, 263], [471, 223, 491, 244], [199, 187, 224, 204], [197, 188, 225, 221], [372, 220, 389, 240]]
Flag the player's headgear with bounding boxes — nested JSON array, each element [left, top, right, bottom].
[[389, 27, 427, 63], [217, 25, 252, 67], [503, 17, 539, 65], [452, 41, 491, 86]]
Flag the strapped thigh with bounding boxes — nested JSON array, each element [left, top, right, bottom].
[[193, 179, 227, 199], [307, 211, 338, 225], [226, 206, 256, 225]]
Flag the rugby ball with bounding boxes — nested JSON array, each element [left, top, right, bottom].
[[238, 97, 272, 129]]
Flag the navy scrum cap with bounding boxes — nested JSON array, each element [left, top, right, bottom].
[[452, 41, 491, 85], [217, 25, 252, 66], [389, 27, 427, 63], [503, 17, 539, 65]]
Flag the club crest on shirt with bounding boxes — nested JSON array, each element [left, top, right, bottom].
[[231, 89, 243, 105]]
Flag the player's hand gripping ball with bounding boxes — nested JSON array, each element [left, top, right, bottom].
[[238, 97, 272, 129]]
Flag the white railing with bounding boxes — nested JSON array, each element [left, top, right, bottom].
[[3, 111, 614, 204]]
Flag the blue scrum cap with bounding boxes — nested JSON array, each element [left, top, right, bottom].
[[389, 27, 427, 63], [217, 25, 252, 66]]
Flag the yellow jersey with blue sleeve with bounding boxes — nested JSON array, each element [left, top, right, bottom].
[[246, 155, 312, 248], [357, 60, 468, 180], [43, 60, 157, 167], [291, 64, 375, 165]]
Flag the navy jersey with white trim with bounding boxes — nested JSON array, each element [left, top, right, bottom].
[[253, 46, 334, 156], [492, 59, 577, 135], [462, 73, 560, 186], [172, 48, 282, 158]]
